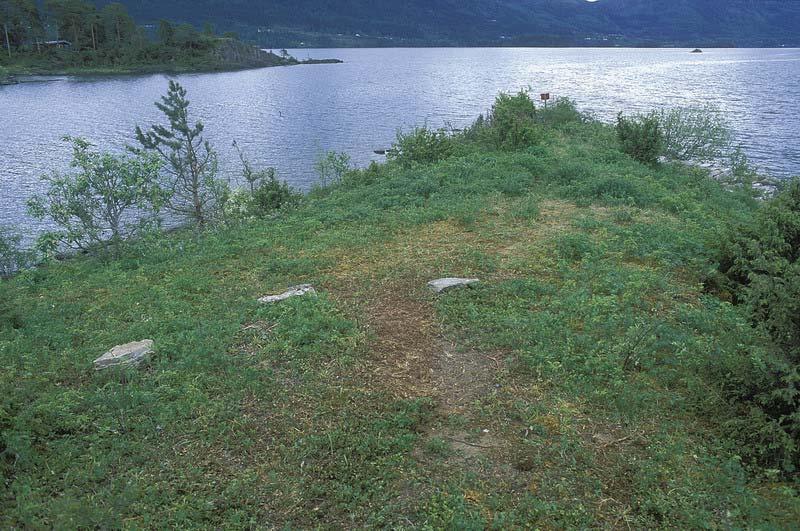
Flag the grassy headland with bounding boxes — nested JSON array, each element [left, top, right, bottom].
[[1, 96, 799, 527]]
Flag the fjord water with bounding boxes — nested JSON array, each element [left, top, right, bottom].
[[2, 47, 800, 237]]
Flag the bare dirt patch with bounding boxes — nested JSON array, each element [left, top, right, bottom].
[[362, 284, 440, 399], [348, 280, 498, 410]]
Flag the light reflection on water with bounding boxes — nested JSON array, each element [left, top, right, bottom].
[[2, 47, 799, 240]]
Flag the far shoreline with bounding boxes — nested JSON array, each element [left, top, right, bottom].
[[1, 57, 342, 82]]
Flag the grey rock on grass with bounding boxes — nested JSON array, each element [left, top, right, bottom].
[[428, 278, 480, 293], [258, 284, 316, 303], [94, 339, 154, 370]]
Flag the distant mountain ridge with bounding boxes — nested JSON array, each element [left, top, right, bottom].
[[96, 0, 800, 47]]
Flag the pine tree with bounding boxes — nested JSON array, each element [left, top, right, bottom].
[[135, 81, 224, 226]]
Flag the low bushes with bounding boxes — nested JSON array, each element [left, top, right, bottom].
[[27, 137, 166, 256], [387, 127, 454, 166], [459, 90, 544, 152], [713, 179, 800, 472], [616, 111, 664, 165], [228, 141, 302, 219], [223, 176, 301, 221], [536, 97, 587, 128], [658, 104, 732, 163], [617, 105, 738, 176], [718, 179, 800, 364], [0, 227, 31, 278], [314, 151, 353, 186], [22, 84, 303, 263], [485, 90, 541, 150]]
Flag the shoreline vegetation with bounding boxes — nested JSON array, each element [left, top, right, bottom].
[[0, 1, 340, 81], [0, 52, 342, 80], [0, 55, 342, 81], [2, 84, 799, 526]]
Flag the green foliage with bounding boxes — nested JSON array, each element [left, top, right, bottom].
[[537, 97, 587, 128], [482, 90, 542, 150], [657, 104, 732, 163], [251, 175, 301, 214], [314, 150, 352, 186], [157, 19, 174, 45], [555, 232, 595, 262], [713, 179, 800, 472], [224, 177, 301, 220], [26, 136, 164, 254], [616, 111, 664, 165], [233, 139, 274, 194], [1, 1, 300, 75], [0, 225, 32, 277], [227, 140, 302, 219], [43, 0, 92, 49], [387, 126, 454, 167], [0, 0, 43, 51], [719, 179, 800, 361], [101, 2, 136, 47], [136, 81, 226, 226], [718, 146, 774, 192]]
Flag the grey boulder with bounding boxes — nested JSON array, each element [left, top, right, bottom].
[[428, 278, 480, 293], [258, 284, 317, 304], [94, 339, 154, 370]]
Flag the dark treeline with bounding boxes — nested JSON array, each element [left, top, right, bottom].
[[0, 0, 292, 73]]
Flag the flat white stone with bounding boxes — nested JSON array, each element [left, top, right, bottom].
[[94, 339, 153, 370], [258, 284, 316, 304], [428, 278, 480, 293]]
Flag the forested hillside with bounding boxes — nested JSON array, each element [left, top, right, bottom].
[[95, 0, 800, 47], [0, 0, 337, 77]]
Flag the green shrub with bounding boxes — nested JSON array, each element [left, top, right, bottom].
[[485, 90, 541, 150], [223, 178, 301, 221], [0, 227, 32, 278], [314, 151, 353, 186], [251, 175, 302, 215], [719, 179, 800, 360], [229, 139, 301, 218], [27, 137, 165, 255], [537, 97, 586, 128], [616, 111, 664, 165], [340, 161, 383, 188], [387, 127, 454, 166], [714, 179, 800, 472], [657, 105, 732, 163], [586, 176, 644, 203], [718, 147, 772, 193]]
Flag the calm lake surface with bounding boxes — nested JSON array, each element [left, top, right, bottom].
[[2, 47, 800, 239]]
